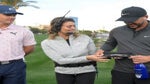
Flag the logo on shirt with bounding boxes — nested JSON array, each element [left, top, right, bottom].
[[10, 32, 17, 35], [144, 36, 150, 38]]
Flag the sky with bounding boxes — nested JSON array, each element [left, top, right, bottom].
[[16, 0, 150, 31]]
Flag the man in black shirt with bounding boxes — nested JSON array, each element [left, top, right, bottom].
[[98, 6, 150, 84]]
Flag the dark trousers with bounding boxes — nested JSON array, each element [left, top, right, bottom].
[[0, 59, 26, 84], [56, 72, 96, 84], [111, 70, 150, 84]]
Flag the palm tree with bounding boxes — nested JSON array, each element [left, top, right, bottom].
[[0, 0, 39, 9]]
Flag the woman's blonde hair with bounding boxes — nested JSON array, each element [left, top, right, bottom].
[[48, 17, 79, 39]]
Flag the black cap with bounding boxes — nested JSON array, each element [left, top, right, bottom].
[[116, 6, 147, 22]]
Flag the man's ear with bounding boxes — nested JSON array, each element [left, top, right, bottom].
[[144, 15, 148, 19]]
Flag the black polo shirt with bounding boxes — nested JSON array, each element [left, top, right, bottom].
[[101, 21, 150, 73]]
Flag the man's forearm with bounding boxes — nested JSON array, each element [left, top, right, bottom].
[[23, 45, 35, 56]]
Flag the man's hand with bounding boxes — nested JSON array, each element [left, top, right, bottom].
[[95, 49, 104, 56], [130, 55, 150, 64]]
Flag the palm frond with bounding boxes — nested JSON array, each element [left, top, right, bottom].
[[25, 1, 37, 3], [0, 0, 39, 9]]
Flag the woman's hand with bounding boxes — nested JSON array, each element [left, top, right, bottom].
[[86, 55, 109, 62]]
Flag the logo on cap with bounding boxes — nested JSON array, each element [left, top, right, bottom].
[[9, 8, 15, 11], [121, 13, 129, 16]]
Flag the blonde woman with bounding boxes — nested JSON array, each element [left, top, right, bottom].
[[41, 17, 108, 84]]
